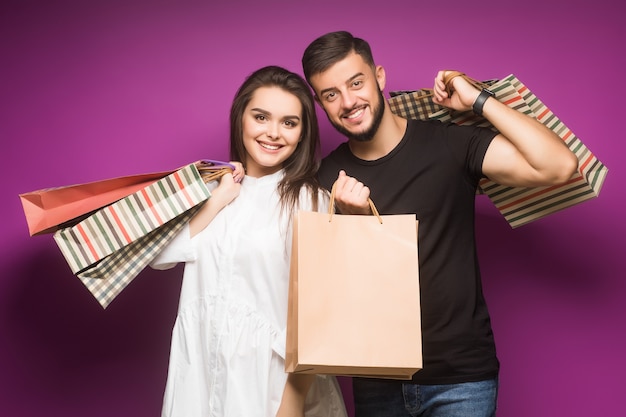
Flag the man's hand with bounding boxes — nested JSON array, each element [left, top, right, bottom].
[[432, 70, 481, 112], [331, 170, 372, 215]]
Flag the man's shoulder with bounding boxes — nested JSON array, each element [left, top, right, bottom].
[[405, 117, 445, 133]]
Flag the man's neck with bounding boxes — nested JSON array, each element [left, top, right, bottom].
[[348, 110, 408, 161]]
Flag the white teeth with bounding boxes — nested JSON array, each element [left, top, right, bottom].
[[346, 108, 364, 119], [260, 142, 280, 150]]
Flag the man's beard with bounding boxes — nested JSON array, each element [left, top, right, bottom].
[[329, 88, 385, 142]]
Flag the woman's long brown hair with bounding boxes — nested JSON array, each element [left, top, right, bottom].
[[229, 66, 325, 215]]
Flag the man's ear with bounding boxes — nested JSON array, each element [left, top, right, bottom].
[[375, 65, 386, 91]]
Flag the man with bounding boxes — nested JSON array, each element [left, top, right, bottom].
[[302, 31, 577, 417]]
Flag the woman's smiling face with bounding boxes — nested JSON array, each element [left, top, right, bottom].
[[242, 86, 303, 178]]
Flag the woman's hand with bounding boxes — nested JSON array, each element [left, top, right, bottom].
[[189, 170, 241, 237], [229, 161, 245, 183], [210, 172, 241, 208], [275, 374, 315, 417]]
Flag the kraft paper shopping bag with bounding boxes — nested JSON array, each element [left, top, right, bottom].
[[286, 195, 422, 379]]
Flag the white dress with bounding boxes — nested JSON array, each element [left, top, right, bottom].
[[151, 170, 347, 417]]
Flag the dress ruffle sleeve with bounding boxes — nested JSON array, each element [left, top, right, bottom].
[[150, 222, 196, 270]]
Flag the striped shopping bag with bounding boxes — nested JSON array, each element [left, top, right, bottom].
[[54, 163, 210, 273], [19, 171, 170, 236], [19, 159, 233, 236], [388, 74, 608, 228], [76, 204, 202, 308]]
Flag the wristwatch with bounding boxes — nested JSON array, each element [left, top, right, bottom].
[[472, 88, 495, 116]]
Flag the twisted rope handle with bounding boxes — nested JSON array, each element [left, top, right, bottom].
[[195, 159, 235, 183], [411, 70, 491, 102]]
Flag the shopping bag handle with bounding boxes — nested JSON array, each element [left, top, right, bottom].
[[441, 71, 490, 94], [195, 159, 235, 183], [329, 183, 383, 224], [406, 70, 491, 102]]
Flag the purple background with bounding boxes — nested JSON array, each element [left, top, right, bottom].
[[2, 0, 624, 416]]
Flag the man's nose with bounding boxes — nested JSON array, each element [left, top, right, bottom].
[[340, 90, 357, 110]]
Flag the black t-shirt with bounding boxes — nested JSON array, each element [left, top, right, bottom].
[[318, 119, 499, 384]]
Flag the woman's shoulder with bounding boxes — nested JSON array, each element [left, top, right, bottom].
[[297, 184, 330, 213]]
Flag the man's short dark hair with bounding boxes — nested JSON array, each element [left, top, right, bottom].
[[302, 31, 375, 85]]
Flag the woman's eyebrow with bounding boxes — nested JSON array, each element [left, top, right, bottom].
[[251, 108, 301, 121]]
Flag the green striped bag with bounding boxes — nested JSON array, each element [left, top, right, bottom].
[[388, 74, 608, 228], [76, 204, 202, 308], [54, 163, 211, 273]]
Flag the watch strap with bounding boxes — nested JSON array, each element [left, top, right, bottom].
[[472, 88, 495, 116]]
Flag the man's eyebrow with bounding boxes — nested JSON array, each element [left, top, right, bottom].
[[319, 72, 365, 96]]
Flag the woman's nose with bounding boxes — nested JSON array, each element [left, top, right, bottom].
[[266, 122, 279, 139]]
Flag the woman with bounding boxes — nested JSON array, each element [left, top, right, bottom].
[[151, 66, 347, 417]]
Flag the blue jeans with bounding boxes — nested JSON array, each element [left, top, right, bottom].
[[352, 377, 498, 417]]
